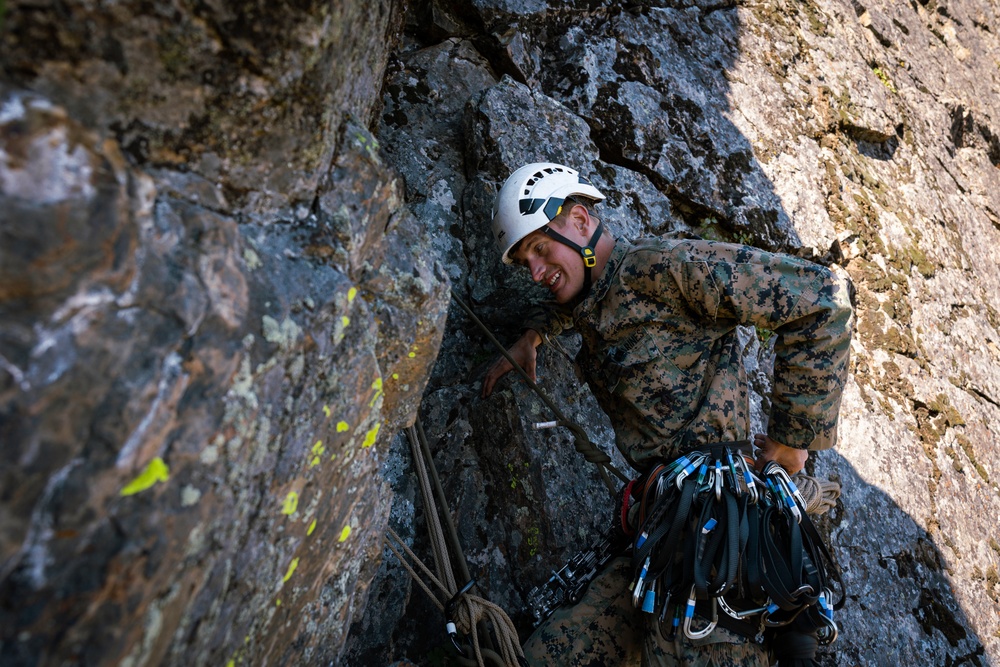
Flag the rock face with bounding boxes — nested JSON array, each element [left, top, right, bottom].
[[346, 1, 1000, 666], [0, 2, 448, 666], [4, 1, 1000, 666]]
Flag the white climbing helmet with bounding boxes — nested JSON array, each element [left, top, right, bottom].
[[491, 162, 606, 264]]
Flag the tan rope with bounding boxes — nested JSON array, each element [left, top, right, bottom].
[[407, 426, 457, 593], [385, 528, 449, 609], [384, 429, 526, 667], [792, 472, 842, 516]]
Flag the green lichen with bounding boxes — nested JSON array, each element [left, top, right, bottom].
[[989, 538, 1000, 557], [526, 525, 541, 557], [872, 66, 897, 93], [121, 458, 170, 496], [243, 248, 263, 271], [956, 434, 989, 483]]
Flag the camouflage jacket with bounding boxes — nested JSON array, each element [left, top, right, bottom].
[[527, 236, 854, 472]]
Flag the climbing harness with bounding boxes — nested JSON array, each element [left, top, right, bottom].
[[625, 442, 845, 661]]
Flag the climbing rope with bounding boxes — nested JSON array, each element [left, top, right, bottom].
[[385, 424, 525, 667], [450, 289, 629, 494], [791, 472, 841, 516], [385, 528, 522, 667]]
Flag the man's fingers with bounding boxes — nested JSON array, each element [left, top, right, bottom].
[[481, 358, 512, 398], [524, 357, 537, 383]]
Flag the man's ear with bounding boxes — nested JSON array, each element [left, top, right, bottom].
[[568, 203, 592, 236]]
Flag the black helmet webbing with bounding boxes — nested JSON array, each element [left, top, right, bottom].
[[542, 218, 605, 295]]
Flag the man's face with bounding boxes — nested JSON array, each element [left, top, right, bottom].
[[511, 217, 590, 303]]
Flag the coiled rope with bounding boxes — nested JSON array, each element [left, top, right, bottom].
[[385, 423, 525, 667]]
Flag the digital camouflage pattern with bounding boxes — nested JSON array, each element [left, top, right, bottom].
[[527, 235, 855, 472], [522, 558, 643, 666], [523, 558, 770, 666], [521, 234, 853, 663]]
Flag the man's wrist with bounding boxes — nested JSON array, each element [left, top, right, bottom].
[[522, 328, 544, 347]]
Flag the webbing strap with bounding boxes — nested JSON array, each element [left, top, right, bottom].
[[541, 220, 604, 294], [799, 510, 846, 610], [628, 444, 845, 647]]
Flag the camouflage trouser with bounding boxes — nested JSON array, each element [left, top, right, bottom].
[[522, 557, 770, 667]]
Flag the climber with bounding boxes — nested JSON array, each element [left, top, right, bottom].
[[480, 162, 855, 666]]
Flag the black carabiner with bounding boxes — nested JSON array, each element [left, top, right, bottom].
[[444, 579, 477, 656]]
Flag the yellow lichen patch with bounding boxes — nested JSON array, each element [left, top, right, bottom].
[[347, 286, 358, 303], [282, 492, 299, 515], [369, 377, 383, 408], [120, 457, 170, 496], [339, 525, 352, 542], [323, 405, 331, 418], [342, 316, 350, 328], [310, 439, 324, 466], [362, 423, 381, 448], [276, 599, 281, 606], [307, 519, 317, 536], [227, 661, 236, 667], [337, 421, 349, 433], [392, 373, 399, 380], [283, 557, 299, 582]]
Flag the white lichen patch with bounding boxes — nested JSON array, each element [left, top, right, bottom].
[[243, 248, 263, 271], [0, 115, 96, 204], [181, 485, 202, 507], [263, 315, 303, 350]]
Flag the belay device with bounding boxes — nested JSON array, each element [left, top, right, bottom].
[[628, 441, 844, 662]]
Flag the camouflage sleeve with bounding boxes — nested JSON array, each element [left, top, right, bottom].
[[640, 240, 855, 451], [522, 302, 576, 340]]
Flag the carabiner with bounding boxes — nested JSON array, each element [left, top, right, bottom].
[[725, 449, 741, 496], [763, 462, 807, 512], [444, 579, 477, 656], [733, 454, 759, 504], [632, 555, 651, 608], [714, 460, 723, 501], [764, 461, 799, 495], [682, 586, 717, 639], [674, 454, 703, 489]]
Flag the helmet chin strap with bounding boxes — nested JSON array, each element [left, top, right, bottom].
[[542, 219, 604, 295]]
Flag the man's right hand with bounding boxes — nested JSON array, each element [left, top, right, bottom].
[[481, 329, 543, 398]]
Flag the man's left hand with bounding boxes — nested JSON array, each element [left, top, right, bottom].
[[753, 434, 808, 474]]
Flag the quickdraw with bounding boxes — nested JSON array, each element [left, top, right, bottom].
[[626, 443, 845, 653]]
